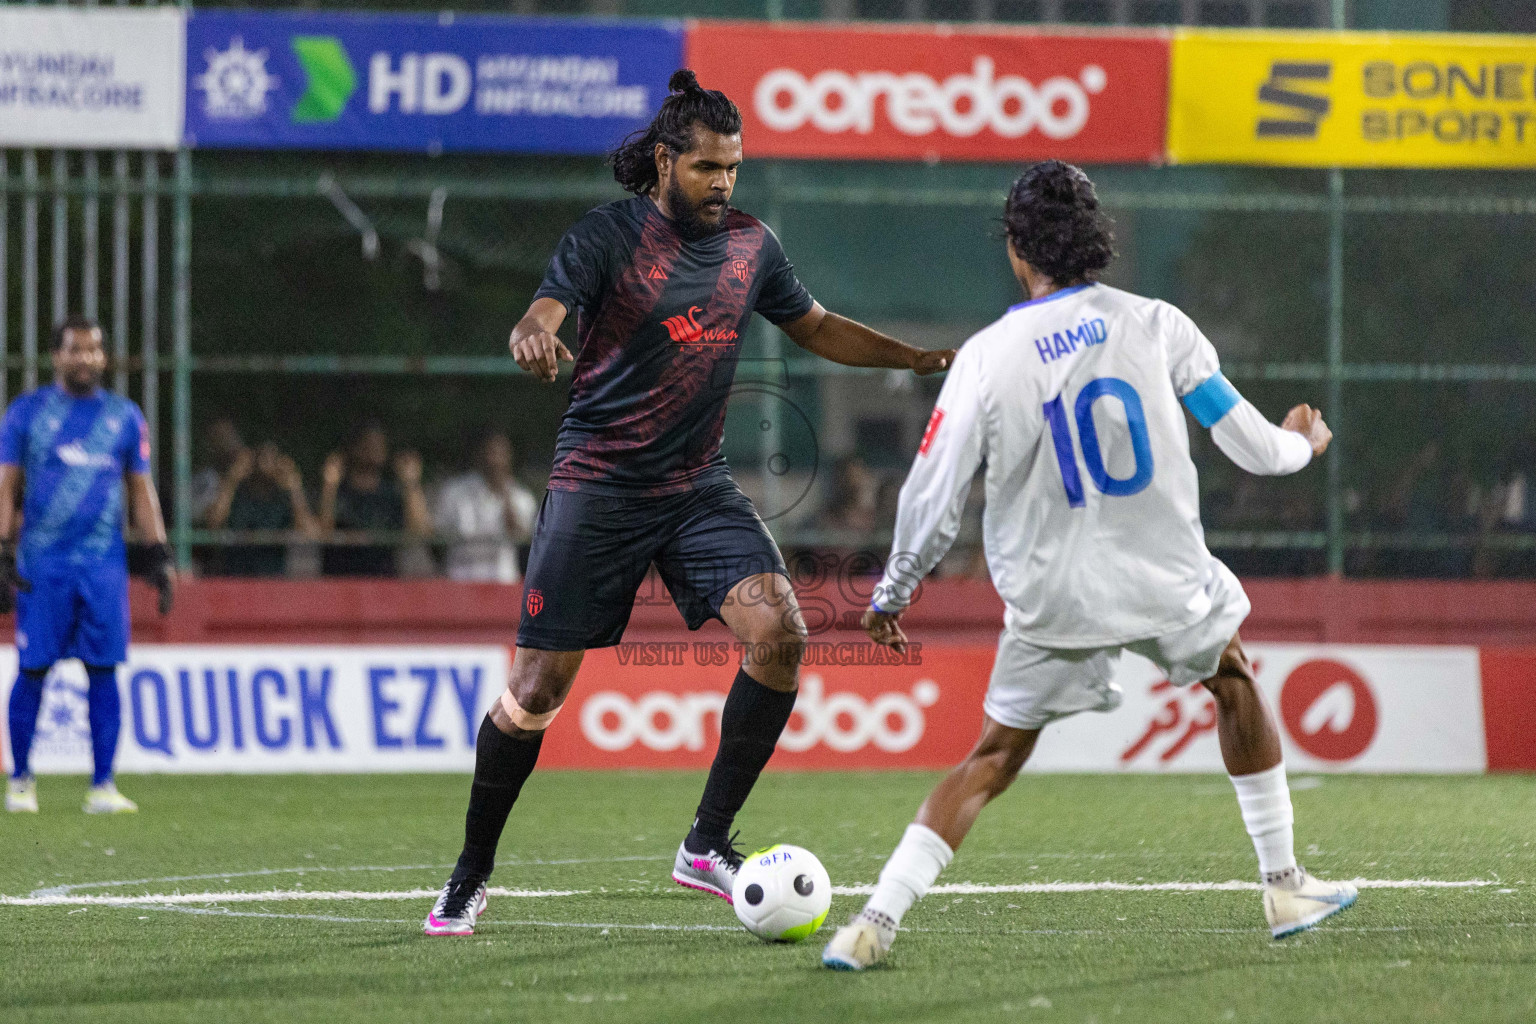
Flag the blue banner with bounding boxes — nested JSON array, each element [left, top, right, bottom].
[[184, 10, 681, 153]]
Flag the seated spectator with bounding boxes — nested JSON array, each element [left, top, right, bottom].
[[191, 417, 247, 527], [204, 441, 318, 577], [822, 455, 881, 534], [433, 429, 537, 583], [319, 421, 430, 577]]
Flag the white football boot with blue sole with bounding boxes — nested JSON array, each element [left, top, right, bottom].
[[822, 911, 896, 970], [1265, 867, 1358, 939]]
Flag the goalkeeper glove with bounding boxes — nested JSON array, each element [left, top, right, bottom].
[[0, 541, 29, 615], [129, 542, 175, 616]]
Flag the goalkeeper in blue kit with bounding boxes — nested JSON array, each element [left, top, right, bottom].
[[2, 317, 175, 814]]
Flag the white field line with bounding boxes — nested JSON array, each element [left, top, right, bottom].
[[2, 887, 586, 907], [834, 878, 1499, 896], [136, 905, 1533, 937], [1, 878, 1497, 908]]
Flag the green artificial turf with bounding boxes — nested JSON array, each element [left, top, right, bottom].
[[3, 771, 1533, 1023]]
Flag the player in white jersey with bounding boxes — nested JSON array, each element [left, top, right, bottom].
[[823, 161, 1357, 971]]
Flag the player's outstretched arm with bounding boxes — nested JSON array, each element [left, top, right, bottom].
[[128, 471, 176, 615], [781, 303, 954, 375], [509, 297, 574, 384]]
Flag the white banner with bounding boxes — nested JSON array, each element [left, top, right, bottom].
[[1029, 643, 1487, 773], [0, 646, 507, 774], [0, 8, 185, 149]]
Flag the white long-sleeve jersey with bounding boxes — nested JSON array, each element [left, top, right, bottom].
[[872, 283, 1313, 647]]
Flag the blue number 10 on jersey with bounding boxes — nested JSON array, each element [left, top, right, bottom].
[[1043, 377, 1154, 507]]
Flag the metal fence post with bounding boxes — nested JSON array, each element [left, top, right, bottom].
[[173, 148, 193, 566], [1326, 169, 1345, 576], [1325, 0, 1347, 576], [142, 152, 160, 480], [22, 150, 38, 392]]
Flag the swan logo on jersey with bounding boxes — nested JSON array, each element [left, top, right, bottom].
[[55, 442, 116, 470], [661, 305, 738, 346]]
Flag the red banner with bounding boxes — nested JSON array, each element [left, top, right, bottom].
[[685, 21, 1169, 163], [538, 645, 995, 770]]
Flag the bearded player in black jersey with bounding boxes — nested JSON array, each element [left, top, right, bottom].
[[425, 70, 953, 936]]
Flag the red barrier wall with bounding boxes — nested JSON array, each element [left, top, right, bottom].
[[108, 576, 1536, 647]]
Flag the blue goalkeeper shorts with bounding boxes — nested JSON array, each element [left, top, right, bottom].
[[14, 556, 130, 670]]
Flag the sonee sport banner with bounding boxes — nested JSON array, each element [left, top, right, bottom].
[[684, 21, 1169, 163], [184, 10, 682, 154], [1169, 29, 1536, 168]]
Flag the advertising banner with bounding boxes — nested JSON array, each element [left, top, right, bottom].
[[1169, 29, 1536, 168], [0, 7, 185, 150], [0, 646, 507, 774], [544, 642, 1494, 773], [0, 642, 1523, 774], [684, 21, 1168, 163], [184, 10, 681, 153]]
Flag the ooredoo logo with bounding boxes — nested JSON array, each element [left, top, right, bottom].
[[578, 674, 940, 754], [753, 57, 1107, 140], [1279, 659, 1378, 761]]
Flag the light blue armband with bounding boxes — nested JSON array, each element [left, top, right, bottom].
[[1182, 372, 1242, 428]]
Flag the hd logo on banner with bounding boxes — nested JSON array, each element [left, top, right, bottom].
[[1169, 29, 1536, 167], [0, 7, 184, 150], [0, 646, 508, 774], [183, 11, 681, 153]]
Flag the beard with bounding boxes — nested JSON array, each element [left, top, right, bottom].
[[665, 178, 727, 241]]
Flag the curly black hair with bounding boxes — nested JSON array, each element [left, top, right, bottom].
[[609, 70, 743, 196], [1003, 160, 1116, 286]]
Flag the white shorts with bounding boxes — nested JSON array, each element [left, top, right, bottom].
[[982, 561, 1251, 731]]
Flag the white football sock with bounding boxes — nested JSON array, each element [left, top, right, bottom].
[[863, 823, 954, 926], [1229, 763, 1297, 880]]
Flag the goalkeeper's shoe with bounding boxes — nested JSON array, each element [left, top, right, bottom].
[[422, 877, 488, 936], [822, 909, 897, 971], [1264, 867, 1357, 939], [671, 834, 743, 904], [6, 775, 38, 813], [83, 781, 137, 814]]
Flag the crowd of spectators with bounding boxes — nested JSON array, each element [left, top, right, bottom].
[[190, 419, 1534, 581], [191, 418, 535, 580]]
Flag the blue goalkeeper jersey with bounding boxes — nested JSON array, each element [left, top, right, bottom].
[[0, 384, 151, 566]]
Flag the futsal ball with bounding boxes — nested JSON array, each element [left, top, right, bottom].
[[732, 844, 832, 942]]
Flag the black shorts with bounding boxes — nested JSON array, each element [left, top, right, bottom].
[[515, 479, 788, 651]]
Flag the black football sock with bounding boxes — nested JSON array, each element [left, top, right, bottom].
[[686, 667, 797, 854], [452, 714, 544, 882]]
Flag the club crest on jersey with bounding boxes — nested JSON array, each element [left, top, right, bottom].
[[731, 258, 749, 283], [661, 305, 739, 347], [525, 589, 544, 616]]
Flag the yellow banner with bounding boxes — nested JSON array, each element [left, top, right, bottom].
[[1169, 29, 1536, 167]]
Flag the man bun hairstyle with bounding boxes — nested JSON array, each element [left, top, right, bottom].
[[1003, 160, 1116, 286], [609, 69, 743, 195]]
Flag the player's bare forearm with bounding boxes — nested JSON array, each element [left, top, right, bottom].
[[128, 472, 169, 545], [510, 297, 574, 383], [0, 465, 20, 543], [782, 305, 953, 375]]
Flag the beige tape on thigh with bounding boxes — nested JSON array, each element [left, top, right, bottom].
[[500, 689, 562, 731]]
